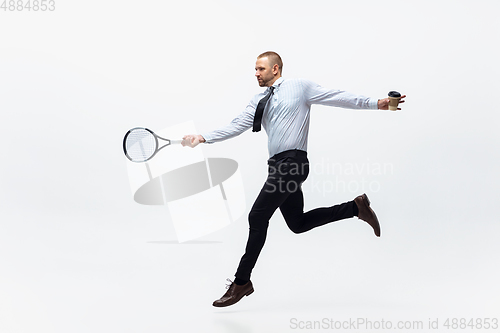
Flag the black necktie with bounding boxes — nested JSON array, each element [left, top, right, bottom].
[[252, 86, 275, 132]]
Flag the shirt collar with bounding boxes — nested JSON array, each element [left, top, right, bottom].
[[272, 77, 284, 88]]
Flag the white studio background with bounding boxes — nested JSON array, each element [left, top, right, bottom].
[[1, 0, 499, 332]]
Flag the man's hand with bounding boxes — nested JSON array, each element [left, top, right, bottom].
[[378, 94, 406, 110], [182, 134, 206, 148]]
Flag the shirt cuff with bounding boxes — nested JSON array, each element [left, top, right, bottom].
[[201, 133, 214, 144], [369, 98, 379, 110]]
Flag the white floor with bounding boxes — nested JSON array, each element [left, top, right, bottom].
[[1, 206, 499, 333]]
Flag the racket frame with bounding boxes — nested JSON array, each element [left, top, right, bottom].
[[123, 127, 178, 163]]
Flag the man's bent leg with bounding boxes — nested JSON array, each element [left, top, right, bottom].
[[234, 174, 291, 282], [280, 194, 357, 234], [281, 192, 380, 236], [213, 150, 309, 307], [212, 174, 293, 307]]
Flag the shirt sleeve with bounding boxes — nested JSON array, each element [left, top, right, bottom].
[[201, 97, 259, 143], [301, 79, 378, 110]]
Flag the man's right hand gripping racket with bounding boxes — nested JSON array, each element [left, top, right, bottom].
[[123, 127, 183, 163]]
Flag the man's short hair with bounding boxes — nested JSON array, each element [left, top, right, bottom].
[[257, 51, 283, 74]]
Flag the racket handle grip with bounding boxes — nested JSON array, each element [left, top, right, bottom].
[[170, 140, 183, 145]]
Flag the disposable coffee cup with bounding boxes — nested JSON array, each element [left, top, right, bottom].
[[388, 91, 401, 111]]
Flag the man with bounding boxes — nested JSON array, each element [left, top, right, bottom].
[[182, 51, 406, 307]]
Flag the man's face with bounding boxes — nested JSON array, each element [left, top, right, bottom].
[[255, 57, 277, 87]]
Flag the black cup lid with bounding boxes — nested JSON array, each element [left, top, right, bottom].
[[388, 91, 401, 97]]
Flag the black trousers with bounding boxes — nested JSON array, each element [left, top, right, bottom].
[[235, 149, 357, 281]]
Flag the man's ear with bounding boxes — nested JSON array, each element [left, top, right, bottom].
[[273, 64, 279, 75]]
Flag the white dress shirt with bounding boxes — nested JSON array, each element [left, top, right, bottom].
[[202, 77, 378, 157]]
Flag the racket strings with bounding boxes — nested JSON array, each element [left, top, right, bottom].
[[125, 129, 157, 162]]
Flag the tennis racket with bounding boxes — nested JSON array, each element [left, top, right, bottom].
[[123, 127, 182, 162]]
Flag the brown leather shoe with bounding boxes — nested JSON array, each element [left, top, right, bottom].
[[212, 279, 254, 307], [354, 193, 381, 237]]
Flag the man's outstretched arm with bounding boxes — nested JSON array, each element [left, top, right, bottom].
[[302, 79, 406, 111], [181, 96, 260, 148]]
